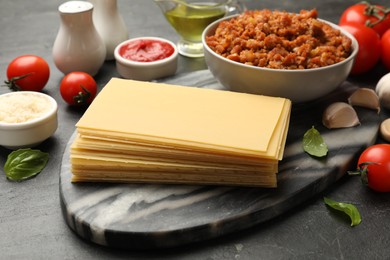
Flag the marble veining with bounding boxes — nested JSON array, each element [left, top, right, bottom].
[[60, 70, 381, 249]]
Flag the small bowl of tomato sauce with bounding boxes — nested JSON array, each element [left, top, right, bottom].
[[114, 37, 178, 81]]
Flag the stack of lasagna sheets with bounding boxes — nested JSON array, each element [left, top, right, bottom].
[[70, 78, 292, 188]]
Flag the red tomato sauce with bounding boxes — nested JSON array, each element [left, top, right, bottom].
[[119, 39, 175, 62]]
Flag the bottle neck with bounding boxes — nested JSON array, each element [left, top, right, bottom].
[[89, 0, 118, 16], [60, 10, 94, 30]]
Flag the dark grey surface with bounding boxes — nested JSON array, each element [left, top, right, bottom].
[[2, 0, 390, 259]]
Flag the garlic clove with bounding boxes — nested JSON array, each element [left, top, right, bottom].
[[322, 102, 360, 129], [380, 118, 390, 142], [376, 73, 390, 110], [348, 88, 380, 113]]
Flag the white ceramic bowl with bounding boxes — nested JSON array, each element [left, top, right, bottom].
[[202, 15, 359, 103], [114, 36, 178, 81], [0, 91, 58, 150]]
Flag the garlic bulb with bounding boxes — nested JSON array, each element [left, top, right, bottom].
[[322, 102, 360, 129], [376, 72, 390, 110], [348, 88, 380, 113]]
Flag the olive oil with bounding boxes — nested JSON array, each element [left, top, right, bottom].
[[164, 3, 226, 42]]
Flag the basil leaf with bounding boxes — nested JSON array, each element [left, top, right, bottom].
[[324, 197, 361, 227], [4, 148, 49, 181], [303, 126, 328, 157]]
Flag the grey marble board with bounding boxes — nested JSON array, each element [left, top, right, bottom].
[[59, 70, 381, 249]]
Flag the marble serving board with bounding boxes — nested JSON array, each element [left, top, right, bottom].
[[60, 70, 381, 249]]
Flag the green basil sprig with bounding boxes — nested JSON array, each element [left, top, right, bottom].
[[303, 126, 328, 157], [324, 197, 362, 227], [4, 148, 49, 181]]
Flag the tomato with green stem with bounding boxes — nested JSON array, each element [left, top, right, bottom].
[[5, 55, 50, 91], [60, 72, 97, 106], [350, 144, 390, 192], [339, 2, 390, 37]]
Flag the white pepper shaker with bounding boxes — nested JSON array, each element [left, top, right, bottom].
[[89, 0, 129, 60], [52, 1, 106, 76]]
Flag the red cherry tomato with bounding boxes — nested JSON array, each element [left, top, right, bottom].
[[5, 55, 50, 91], [340, 23, 381, 75], [355, 144, 390, 192], [339, 3, 390, 37], [60, 72, 97, 106], [382, 29, 390, 71]]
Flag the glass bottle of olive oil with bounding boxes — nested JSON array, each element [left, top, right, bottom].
[[164, 3, 226, 43]]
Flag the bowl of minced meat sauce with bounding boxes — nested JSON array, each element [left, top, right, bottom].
[[202, 9, 358, 103], [0, 91, 58, 149]]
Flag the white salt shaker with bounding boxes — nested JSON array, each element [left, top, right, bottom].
[[89, 0, 128, 60], [52, 1, 106, 76]]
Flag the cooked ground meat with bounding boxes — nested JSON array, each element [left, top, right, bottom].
[[206, 9, 352, 69]]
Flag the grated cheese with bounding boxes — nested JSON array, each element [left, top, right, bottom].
[[0, 93, 51, 123]]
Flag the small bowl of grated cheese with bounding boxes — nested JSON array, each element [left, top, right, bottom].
[[0, 91, 58, 149]]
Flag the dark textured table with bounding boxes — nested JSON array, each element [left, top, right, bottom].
[[2, 0, 390, 259]]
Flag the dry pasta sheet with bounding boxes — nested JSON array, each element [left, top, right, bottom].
[[70, 78, 292, 187]]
